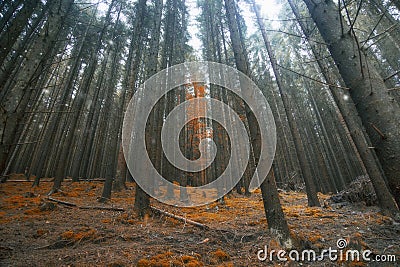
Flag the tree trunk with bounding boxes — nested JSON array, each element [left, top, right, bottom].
[[224, 0, 293, 247], [303, 0, 400, 207], [252, 1, 320, 207], [260, 170, 293, 249], [289, 0, 399, 216], [0, 0, 74, 176], [0, 0, 40, 67]]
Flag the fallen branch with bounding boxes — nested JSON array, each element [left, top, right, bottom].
[[150, 206, 209, 230], [47, 197, 77, 207], [47, 197, 124, 211]]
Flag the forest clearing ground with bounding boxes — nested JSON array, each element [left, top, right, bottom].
[[0, 178, 398, 266]]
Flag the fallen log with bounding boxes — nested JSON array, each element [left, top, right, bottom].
[[150, 206, 209, 230]]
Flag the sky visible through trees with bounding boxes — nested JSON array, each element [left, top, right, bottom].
[[187, 0, 283, 53]]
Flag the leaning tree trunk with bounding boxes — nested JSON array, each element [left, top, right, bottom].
[[252, 1, 320, 207], [288, 0, 399, 217], [0, 0, 74, 176], [97, 8, 123, 202], [303, 0, 400, 206], [0, 0, 40, 67], [224, 0, 293, 248], [0, 0, 23, 34], [127, 0, 149, 218]]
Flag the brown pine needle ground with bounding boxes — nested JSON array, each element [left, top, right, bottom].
[[0, 179, 398, 266]]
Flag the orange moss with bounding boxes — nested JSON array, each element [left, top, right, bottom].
[[107, 261, 126, 267], [9, 173, 26, 180], [185, 262, 203, 267], [36, 229, 48, 237], [24, 208, 42, 215], [371, 215, 392, 224], [72, 185, 85, 192], [120, 213, 129, 219], [0, 211, 10, 224], [267, 239, 283, 252], [282, 206, 300, 217], [3, 195, 27, 209], [353, 232, 362, 239], [127, 219, 136, 224], [253, 188, 261, 194], [304, 207, 322, 217], [87, 191, 97, 197], [61, 230, 75, 240], [61, 228, 97, 241], [212, 249, 230, 262], [348, 261, 366, 267], [165, 217, 179, 226], [116, 213, 139, 225], [137, 252, 203, 267], [137, 258, 151, 267], [66, 191, 80, 197], [314, 242, 324, 249], [247, 219, 265, 226], [317, 192, 331, 201], [308, 234, 323, 243], [181, 255, 202, 266]]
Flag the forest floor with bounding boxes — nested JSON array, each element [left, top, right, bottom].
[[0, 177, 399, 267]]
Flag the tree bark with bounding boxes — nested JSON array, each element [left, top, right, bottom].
[[0, 0, 40, 67], [0, 0, 74, 176], [252, 1, 320, 207], [289, 0, 399, 216], [303, 0, 400, 207], [224, 0, 293, 247]]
